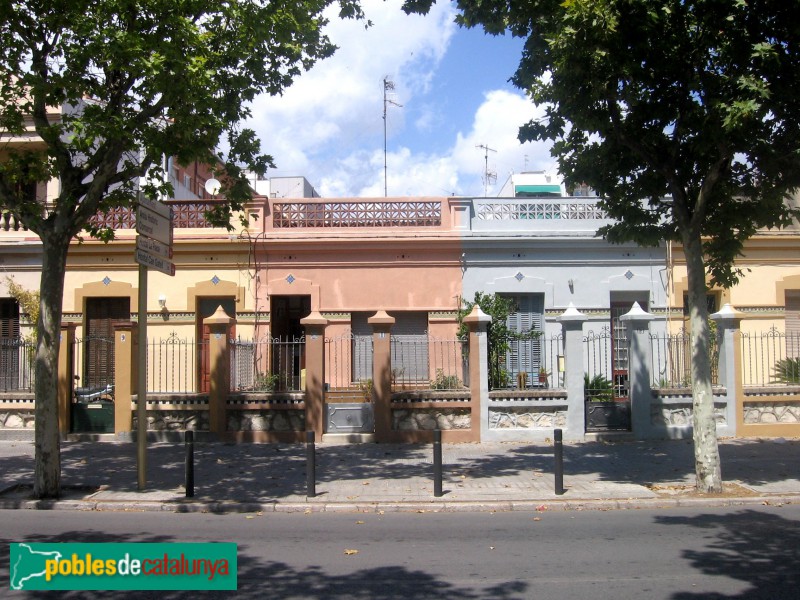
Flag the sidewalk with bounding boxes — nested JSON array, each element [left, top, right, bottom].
[[1, 437, 798, 513]]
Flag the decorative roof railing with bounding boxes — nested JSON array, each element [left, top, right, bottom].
[[272, 201, 442, 228], [89, 200, 224, 229], [475, 199, 607, 221]]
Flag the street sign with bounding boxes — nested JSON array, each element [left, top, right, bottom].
[[135, 248, 176, 276], [136, 204, 173, 246], [136, 235, 173, 259], [138, 196, 171, 219]]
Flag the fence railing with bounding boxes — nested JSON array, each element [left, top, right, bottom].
[[0, 338, 35, 392], [147, 334, 203, 394], [650, 330, 719, 388], [391, 336, 467, 391], [741, 328, 800, 387], [230, 336, 305, 392], [490, 333, 563, 391]]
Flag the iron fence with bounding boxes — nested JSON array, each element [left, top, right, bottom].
[[741, 328, 800, 387], [324, 332, 368, 390], [230, 336, 305, 392], [490, 333, 563, 391], [391, 336, 468, 391], [73, 336, 116, 390], [650, 330, 719, 388], [583, 327, 617, 399], [147, 333, 202, 393], [0, 338, 35, 392]]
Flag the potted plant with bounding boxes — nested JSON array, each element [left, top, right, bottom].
[[538, 367, 550, 385]]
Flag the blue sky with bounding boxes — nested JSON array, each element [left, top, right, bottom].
[[246, 0, 556, 198]]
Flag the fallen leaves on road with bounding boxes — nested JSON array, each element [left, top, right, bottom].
[[536, 504, 548, 512], [344, 549, 359, 556], [533, 517, 541, 522], [355, 520, 365, 525]]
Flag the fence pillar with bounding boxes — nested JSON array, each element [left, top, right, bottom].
[[58, 323, 76, 437], [557, 304, 587, 440], [205, 306, 233, 436], [113, 321, 136, 434], [369, 310, 395, 442], [463, 305, 491, 441], [710, 304, 743, 437], [621, 302, 656, 438], [301, 311, 328, 442]]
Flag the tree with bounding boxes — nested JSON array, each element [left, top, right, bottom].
[[406, 0, 800, 492], [0, 0, 364, 498]]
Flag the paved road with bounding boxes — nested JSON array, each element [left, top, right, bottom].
[[2, 505, 799, 598]]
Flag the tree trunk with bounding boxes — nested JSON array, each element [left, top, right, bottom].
[[683, 231, 723, 493], [33, 232, 70, 499]]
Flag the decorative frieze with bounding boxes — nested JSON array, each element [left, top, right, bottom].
[[651, 404, 727, 427], [743, 402, 800, 424], [228, 409, 305, 431], [489, 407, 567, 429], [392, 408, 470, 431], [0, 410, 35, 429], [132, 410, 209, 431]]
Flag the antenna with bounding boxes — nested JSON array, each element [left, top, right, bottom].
[[383, 77, 403, 197], [476, 144, 497, 196]]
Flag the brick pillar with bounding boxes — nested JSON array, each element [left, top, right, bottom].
[[113, 322, 136, 434], [301, 311, 328, 442], [58, 323, 76, 437], [369, 310, 395, 442], [463, 304, 491, 441], [557, 303, 588, 440], [711, 303, 743, 437], [205, 306, 233, 436], [620, 302, 656, 438]]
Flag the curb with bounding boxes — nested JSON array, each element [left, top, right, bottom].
[[1, 494, 795, 514]]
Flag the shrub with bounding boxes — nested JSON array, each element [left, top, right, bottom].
[[584, 373, 613, 401], [773, 358, 800, 384], [430, 369, 462, 390]]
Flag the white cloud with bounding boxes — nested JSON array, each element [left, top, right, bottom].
[[246, 0, 557, 197]]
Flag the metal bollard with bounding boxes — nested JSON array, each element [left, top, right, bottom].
[[554, 428, 565, 495], [433, 429, 443, 497], [306, 430, 316, 498], [185, 430, 194, 498]]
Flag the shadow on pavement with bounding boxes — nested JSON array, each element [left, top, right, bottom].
[[656, 508, 800, 599]]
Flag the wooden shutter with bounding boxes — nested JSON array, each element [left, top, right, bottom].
[[787, 291, 800, 358], [0, 299, 20, 391], [85, 297, 129, 388]]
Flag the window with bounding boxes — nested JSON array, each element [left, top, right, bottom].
[[0, 299, 21, 391], [787, 291, 800, 358], [501, 294, 545, 386]]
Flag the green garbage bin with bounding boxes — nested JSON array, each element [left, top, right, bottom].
[[71, 400, 115, 433]]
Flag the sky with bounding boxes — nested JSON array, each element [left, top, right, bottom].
[[245, 0, 556, 198]]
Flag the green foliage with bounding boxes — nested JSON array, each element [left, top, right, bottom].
[[254, 372, 280, 392], [4, 277, 39, 342], [584, 374, 613, 402], [457, 292, 542, 389], [430, 369, 462, 390], [773, 358, 800, 384], [357, 378, 373, 401]]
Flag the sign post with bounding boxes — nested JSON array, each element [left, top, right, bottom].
[[135, 198, 175, 491]]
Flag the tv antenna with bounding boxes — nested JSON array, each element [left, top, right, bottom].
[[383, 77, 403, 197], [476, 144, 497, 196]]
